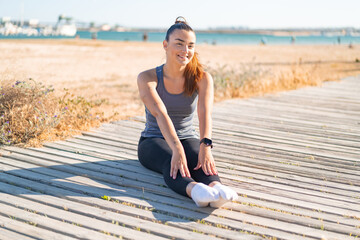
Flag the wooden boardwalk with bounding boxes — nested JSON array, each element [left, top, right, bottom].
[[0, 76, 359, 240]]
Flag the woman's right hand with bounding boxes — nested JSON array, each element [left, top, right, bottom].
[[170, 147, 191, 180]]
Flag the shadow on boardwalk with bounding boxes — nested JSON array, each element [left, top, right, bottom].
[[0, 154, 218, 221]]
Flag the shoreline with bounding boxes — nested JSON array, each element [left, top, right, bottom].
[[1, 38, 359, 46]]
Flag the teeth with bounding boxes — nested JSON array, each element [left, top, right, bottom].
[[177, 54, 188, 61]]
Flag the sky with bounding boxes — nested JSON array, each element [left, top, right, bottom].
[[1, 0, 359, 29]]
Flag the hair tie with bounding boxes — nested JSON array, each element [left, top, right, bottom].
[[175, 16, 187, 24]]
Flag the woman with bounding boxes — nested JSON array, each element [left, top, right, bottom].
[[137, 17, 238, 207]]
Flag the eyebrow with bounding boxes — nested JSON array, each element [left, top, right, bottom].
[[175, 38, 195, 45]]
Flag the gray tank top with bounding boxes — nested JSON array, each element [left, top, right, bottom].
[[141, 64, 198, 139]]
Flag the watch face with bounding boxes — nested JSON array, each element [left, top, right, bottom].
[[200, 138, 213, 148], [204, 138, 212, 145]]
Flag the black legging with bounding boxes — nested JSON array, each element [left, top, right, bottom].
[[138, 137, 221, 197]]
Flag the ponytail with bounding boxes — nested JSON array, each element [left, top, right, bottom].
[[184, 52, 203, 96]]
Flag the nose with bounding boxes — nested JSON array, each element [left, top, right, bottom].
[[181, 45, 189, 53]]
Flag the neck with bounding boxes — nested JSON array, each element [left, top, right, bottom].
[[163, 62, 186, 80]]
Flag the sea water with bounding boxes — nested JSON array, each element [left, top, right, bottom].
[[1, 30, 360, 45]]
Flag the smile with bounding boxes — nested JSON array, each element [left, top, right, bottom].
[[177, 54, 188, 60]]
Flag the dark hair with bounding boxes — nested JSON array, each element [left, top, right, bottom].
[[165, 16, 193, 41], [165, 17, 203, 96]]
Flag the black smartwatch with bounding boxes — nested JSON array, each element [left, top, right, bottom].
[[200, 138, 213, 148]]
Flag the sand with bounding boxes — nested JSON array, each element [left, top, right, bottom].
[[1, 39, 360, 120]]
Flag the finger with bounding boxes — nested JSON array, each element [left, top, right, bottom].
[[180, 165, 189, 178], [186, 166, 191, 178], [194, 162, 201, 170], [172, 167, 178, 179], [207, 162, 214, 175], [212, 163, 218, 175], [209, 162, 217, 175], [202, 164, 209, 175], [170, 163, 174, 177], [183, 165, 191, 178], [180, 165, 185, 178], [212, 166, 218, 175]]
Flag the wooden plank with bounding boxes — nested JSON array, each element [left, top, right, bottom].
[[0, 203, 121, 240], [214, 143, 360, 174], [228, 184, 360, 219], [216, 166, 360, 205], [211, 115, 360, 140], [0, 155, 176, 199], [232, 193, 359, 228], [210, 129, 360, 160], [247, 97, 360, 116], [49, 140, 138, 158], [211, 120, 360, 150], [0, 227, 36, 240], [211, 141, 360, 177], [212, 107, 360, 132], [211, 150, 360, 184], [214, 134, 360, 167], [212, 104, 360, 134], [215, 162, 360, 198], [5, 148, 165, 186], [0, 214, 70, 240], [265, 94, 360, 111], [17, 146, 161, 178]]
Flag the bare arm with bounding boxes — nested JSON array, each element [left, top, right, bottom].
[[194, 72, 218, 175], [197, 72, 214, 141], [137, 70, 191, 179]]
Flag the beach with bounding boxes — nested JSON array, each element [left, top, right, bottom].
[[1, 39, 360, 120]]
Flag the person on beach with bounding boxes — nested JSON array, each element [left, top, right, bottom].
[[137, 17, 238, 207]]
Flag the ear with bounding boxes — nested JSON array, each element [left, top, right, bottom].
[[163, 40, 168, 50]]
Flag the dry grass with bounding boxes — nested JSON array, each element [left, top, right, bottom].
[[209, 62, 322, 101], [0, 76, 110, 147]]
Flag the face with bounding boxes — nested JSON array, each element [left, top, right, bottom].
[[163, 29, 196, 66]]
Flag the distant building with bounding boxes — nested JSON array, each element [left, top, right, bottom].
[[101, 24, 111, 31], [114, 26, 126, 32], [29, 19, 39, 27], [1, 17, 11, 24]]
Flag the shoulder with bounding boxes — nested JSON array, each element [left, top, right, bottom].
[[202, 71, 213, 81], [137, 68, 157, 87], [198, 71, 213, 87]]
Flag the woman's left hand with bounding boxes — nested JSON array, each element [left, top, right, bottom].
[[194, 145, 218, 175]]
